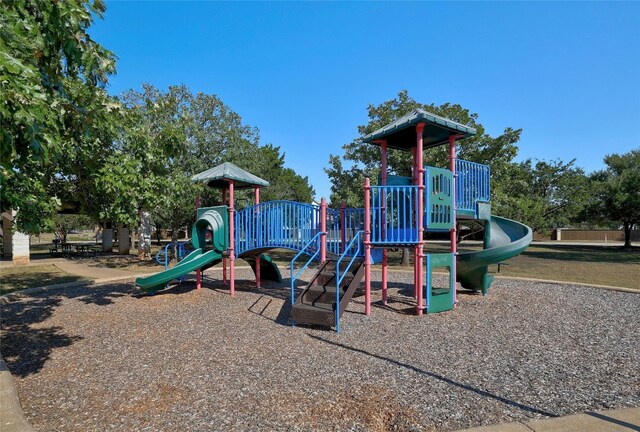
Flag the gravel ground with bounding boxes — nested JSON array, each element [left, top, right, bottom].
[[1, 267, 639, 432]]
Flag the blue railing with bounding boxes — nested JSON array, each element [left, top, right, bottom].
[[370, 185, 419, 244], [155, 242, 192, 269], [236, 200, 320, 255], [455, 159, 490, 213], [326, 208, 341, 256], [326, 207, 365, 256], [290, 231, 326, 308], [343, 208, 365, 250], [334, 230, 363, 333]]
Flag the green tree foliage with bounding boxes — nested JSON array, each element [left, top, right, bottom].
[[98, 84, 190, 228], [586, 149, 640, 247], [53, 213, 94, 243], [256, 145, 314, 203], [100, 84, 314, 257], [493, 159, 590, 234], [0, 0, 117, 234], [325, 90, 521, 207], [326, 91, 593, 237]]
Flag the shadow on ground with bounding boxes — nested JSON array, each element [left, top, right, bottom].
[[0, 269, 88, 294], [1, 283, 133, 377]]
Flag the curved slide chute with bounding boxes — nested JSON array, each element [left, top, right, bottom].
[[457, 215, 532, 294]]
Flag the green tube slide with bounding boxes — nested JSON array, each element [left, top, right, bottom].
[[457, 215, 532, 295]]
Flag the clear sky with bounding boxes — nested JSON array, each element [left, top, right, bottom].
[[92, 1, 640, 201]]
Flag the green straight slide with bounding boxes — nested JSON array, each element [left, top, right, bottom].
[[135, 248, 222, 292], [457, 215, 532, 295]]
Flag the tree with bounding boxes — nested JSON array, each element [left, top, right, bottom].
[[587, 149, 640, 248], [325, 90, 521, 206], [256, 145, 314, 203], [325, 91, 522, 265], [98, 84, 190, 259], [53, 213, 94, 243], [102, 84, 315, 259], [493, 159, 590, 234], [0, 0, 117, 234]]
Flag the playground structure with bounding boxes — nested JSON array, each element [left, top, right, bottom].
[[136, 109, 532, 331]]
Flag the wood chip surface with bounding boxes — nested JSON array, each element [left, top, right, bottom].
[[1, 268, 638, 431]]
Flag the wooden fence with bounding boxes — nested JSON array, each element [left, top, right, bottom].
[[533, 229, 640, 242]]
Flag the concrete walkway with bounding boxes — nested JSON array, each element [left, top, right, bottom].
[[0, 358, 36, 432], [456, 407, 640, 431], [52, 259, 136, 279]]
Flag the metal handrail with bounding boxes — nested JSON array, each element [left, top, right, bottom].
[[334, 230, 363, 332], [290, 231, 326, 307], [155, 242, 192, 269]]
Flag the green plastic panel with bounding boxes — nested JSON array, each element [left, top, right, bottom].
[[194, 206, 229, 251], [425, 167, 454, 231], [425, 252, 455, 314]]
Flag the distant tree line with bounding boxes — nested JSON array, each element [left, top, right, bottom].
[[1, 1, 314, 259], [326, 91, 639, 248]]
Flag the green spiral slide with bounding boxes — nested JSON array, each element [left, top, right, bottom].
[[457, 215, 533, 295]]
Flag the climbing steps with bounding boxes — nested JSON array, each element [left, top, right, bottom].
[[291, 259, 365, 327]]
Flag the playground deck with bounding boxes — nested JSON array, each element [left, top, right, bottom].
[[2, 268, 638, 432]]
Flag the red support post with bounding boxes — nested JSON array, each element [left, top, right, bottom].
[[340, 201, 346, 254], [416, 123, 425, 316], [222, 187, 228, 285], [320, 197, 327, 264], [449, 135, 458, 305], [412, 146, 418, 299], [195, 194, 201, 290], [255, 187, 261, 289], [381, 139, 388, 305], [228, 180, 235, 296], [364, 178, 372, 316]]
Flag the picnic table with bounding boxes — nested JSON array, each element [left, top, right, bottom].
[[49, 242, 73, 255], [74, 243, 99, 256], [49, 242, 99, 257]]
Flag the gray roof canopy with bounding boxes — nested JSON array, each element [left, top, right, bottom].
[[362, 109, 477, 150], [191, 162, 270, 189]]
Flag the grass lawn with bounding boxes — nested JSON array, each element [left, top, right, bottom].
[[266, 243, 640, 290], [0, 265, 90, 295], [495, 244, 640, 290], [2, 243, 637, 295]]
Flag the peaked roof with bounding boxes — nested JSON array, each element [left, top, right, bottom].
[[362, 109, 477, 150], [191, 162, 270, 189]]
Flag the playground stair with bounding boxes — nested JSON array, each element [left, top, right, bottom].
[[291, 259, 365, 327]]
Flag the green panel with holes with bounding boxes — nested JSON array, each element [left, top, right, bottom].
[[425, 167, 454, 231]]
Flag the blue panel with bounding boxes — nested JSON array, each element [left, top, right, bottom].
[[370, 185, 419, 245], [455, 159, 491, 215]]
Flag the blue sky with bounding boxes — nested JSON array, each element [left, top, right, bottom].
[[92, 1, 640, 201]]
